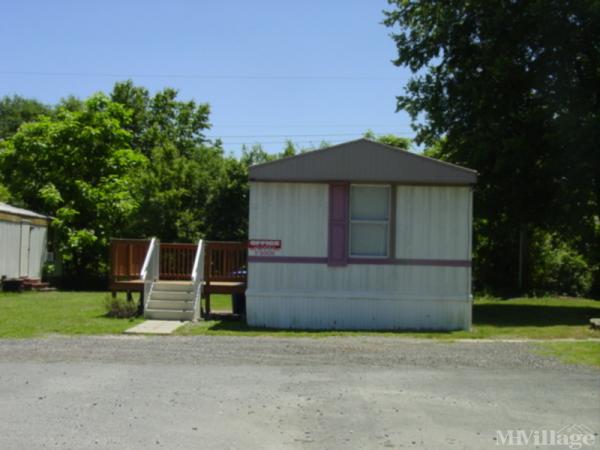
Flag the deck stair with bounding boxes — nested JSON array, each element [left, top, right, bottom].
[[145, 281, 195, 321], [110, 237, 247, 321], [21, 277, 56, 292]]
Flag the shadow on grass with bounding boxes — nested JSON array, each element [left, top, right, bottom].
[[474, 304, 598, 327]]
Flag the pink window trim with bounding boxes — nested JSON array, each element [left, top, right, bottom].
[[327, 182, 349, 266], [247, 255, 471, 267]]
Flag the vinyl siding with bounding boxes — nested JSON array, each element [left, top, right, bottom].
[[395, 186, 471, 259], [246, 294, 471, 330], [28, 225, 47, 279], [0, 219, 47, 279], [247, 182, 473, 330], [0, 221, 22, 278], [249, 182, 328, 257]]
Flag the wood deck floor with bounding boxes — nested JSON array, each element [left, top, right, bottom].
[[110, 279, 246, 293]]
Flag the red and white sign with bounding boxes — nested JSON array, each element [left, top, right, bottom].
[[248, 239, 282, 256]]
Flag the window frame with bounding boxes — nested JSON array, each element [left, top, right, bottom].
[[348, 184, 392, 259]]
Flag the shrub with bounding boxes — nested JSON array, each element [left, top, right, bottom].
[[530, 232, 595, 297], [103, 294, 139, 318]]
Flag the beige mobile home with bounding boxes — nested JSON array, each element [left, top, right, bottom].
[[0, 202, 51, 280], [246, 139, 477, 330]]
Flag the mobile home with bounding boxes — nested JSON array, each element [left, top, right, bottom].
[[246, 139, 477, 330], [0, 202, 51, 280]]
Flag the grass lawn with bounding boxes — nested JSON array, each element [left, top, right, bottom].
[[537, 342, 600, 368], [177, 296, 600, 340], [209, 294, 235, 311], [1, 292, 599, 344], [0, 291, 143, 338]]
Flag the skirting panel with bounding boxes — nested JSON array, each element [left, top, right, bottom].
[[246, 291, 472, 331]]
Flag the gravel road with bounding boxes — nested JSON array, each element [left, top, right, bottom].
[[0, 336, 598, 449]]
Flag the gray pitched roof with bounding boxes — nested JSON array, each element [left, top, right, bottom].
[[0, 202, 51, 220], [249, 139, 477, 185]]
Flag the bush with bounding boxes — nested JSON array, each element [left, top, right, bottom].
[[530, 232, 595, 297], [103, 294, 139, 318]]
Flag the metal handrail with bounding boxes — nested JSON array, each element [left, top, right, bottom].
[[140, 237, 160, 312], [140, 238, 155, 280], [191, 239, 205, 321]]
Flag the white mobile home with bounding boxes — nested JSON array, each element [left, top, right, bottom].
[[246, 139, 477, 330], [0, 202, 51, 280]]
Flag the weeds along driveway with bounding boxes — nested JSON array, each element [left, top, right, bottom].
[[0, 336, 598, 450]]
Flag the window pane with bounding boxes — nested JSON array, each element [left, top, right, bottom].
[[350, 223, 388, 257], [350, 186, 389, 220]]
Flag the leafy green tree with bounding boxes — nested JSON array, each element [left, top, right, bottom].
[[0, 94, 145, 281], [109, 80, 223, 242], [364, 130, 411, 150], [58, 95, 84, 112], [0, 95, 51, 141], [204, 142, 287, 241], [0, 183, 11, 202], [204, 156, 250, 241], [281, 139, 297, 157], [110, 80, 211, 158], [384, 1, 600, 294]]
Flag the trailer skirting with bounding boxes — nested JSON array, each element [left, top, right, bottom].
[[246, 290, 472, 331]]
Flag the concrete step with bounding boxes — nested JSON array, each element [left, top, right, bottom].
[[153, 282, 193, 292], [144, 309, 194, 321], [23, 281, 49, 287], [150, 290, 193, 301], [22, 281, 51, 291], [147, 299, 194, 311]]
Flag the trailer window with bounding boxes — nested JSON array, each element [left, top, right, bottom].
[[349, 185, 390, 257]]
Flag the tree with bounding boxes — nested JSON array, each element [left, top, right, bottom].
[[0, 96, 53, 206], [364, 130, 411, 151], [384, 1, 600, 294], [110, 80, 211, 158], [109, 80, 223, 242], [0, 95, 51, 141], [0, 183, 10, 202], [204, 155, 250, 241], [281, 140, 297, 157], [0, 94, 145, 283], [204, 142, 294, 241]]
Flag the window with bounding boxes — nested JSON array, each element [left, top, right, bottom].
[[349, 185, 390, 257]]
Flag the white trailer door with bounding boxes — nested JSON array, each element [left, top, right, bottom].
[[19, 222, 31, 277]]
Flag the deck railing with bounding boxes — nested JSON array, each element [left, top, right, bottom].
[[159, 243, 197, 280], [110, 239, 248, 287], [110, 239, 150, 280], [204, 241, 247, 282]]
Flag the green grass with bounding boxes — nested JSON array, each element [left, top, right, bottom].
[[466, 296, 600, 339], [177, 296, 600, 340], [537, 342, 600, 368], [0, 291, 143, 338], [1, 292, 599, 345], [209, 294, 234, 311]]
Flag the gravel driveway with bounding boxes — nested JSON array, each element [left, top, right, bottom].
[[0, 336, 598, 449]]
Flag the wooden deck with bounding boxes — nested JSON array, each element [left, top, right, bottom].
[[110, 239, 247, 317]]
